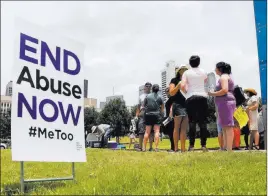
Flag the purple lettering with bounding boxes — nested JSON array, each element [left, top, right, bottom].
[[19, 33, 38, 64], [63, 49, 81, 75], [58, 102, 81, 126], [41, 41, 61, 71], [17, 93, 37, 119], [39, 99, 59, 122]]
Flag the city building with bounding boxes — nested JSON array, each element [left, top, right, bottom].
[[0, 96, 12, 114], [84, 98, 97, 108], [106, 95, 124, 103], [84, 80, 88, 98], [5, 81, 13, 96], [100, 102, 106, 110], [161, 61, 179, 102]]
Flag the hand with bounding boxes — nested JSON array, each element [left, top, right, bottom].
[[208, 91, 214, 96]]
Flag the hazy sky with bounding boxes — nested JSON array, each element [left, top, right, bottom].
[[1, 1, 261, 106]]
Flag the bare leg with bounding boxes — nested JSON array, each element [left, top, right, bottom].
[[180, 116, 188, 152], [222, 129, 227, 150], [218, 133, 224, 149], [149, 133, 154, 149], [173, 116, 180, 151], [153, 125, 160, 149], [143, 126, 152, 151], [224, 126, 234, 151], [251, 130, 259, 149]]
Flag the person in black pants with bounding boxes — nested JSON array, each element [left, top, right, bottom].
[[241, 124, 250, 150], [181, 55, 209, 152], [164, 87, 175, 152]]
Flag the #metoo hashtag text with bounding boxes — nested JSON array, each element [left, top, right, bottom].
[[28, 126, 73, 141]]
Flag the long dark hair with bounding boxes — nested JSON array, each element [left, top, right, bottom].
[[175, 70, 181, 81], [216, 62, 232, 74]]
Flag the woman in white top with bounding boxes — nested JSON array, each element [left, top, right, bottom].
[[244, 88, 260, 150]]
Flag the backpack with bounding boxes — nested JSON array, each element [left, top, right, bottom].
[[233, 85, 246, 106]]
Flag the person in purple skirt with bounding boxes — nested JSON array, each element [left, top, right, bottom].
[[208, 62, 236, 151]]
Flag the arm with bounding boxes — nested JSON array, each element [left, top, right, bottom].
[[169, 80, 181, 96], [180, 73, 187, 93], [248, 101, 259, 111], [135, 97, 141, 117], [208, 75, 229, 97], [135, 105, 140, 117]]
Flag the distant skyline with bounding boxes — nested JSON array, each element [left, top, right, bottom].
[[1, 1, 261, 106]]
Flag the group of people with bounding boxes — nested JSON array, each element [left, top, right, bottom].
[[133, 55, 263, 152]]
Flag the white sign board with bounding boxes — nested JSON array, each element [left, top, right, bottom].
[[11, 19, 86, 162]]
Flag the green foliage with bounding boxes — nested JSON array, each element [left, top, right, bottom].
[[98, 98, 131, 137], [84, 107, 99, 133], [0, 110, 11, 139], [130, 104, 138, 118], [207, 96, 216, 123]]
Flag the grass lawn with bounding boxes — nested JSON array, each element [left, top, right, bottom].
[[1, 137, 266, 195], [113, 135, 247, 150]]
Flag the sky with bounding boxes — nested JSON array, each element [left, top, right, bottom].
[[1, 1, 261, 107]]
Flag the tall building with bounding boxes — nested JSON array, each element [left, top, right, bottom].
[[106, 95, 124, 103], [0, 96, 12, 114], [161, 61, 179, 102], [84, 79, 88, 98], [84, 98, 97, 108], [5, 81, 13, 96]]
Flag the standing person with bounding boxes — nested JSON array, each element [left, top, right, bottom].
[[208, 62, 236, 151], [244, 88, 260, 150], [241, 124, 250, 150], [181, 56, 209, 152], [135, 82, 154, 151], [169, 66, 189, 152], [143, 84, 164, 152], [164, 87, 175, 152]]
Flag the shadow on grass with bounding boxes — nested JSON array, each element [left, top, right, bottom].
[[2, 181, 66, 195]]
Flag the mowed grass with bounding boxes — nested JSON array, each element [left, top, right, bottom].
[[113, 135, 247, 150], [1, 137, 267, 195]]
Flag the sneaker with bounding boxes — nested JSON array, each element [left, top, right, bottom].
[[154, 148, 159, 152], [135, 148, 142, 152], [149, 148, 154, 152], [201, 147, 208, 152], [167, 149, 174, 153]]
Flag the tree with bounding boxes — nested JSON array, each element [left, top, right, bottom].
[[207, 96, 216, 123], [84, 107, 99, 134], [130, 104, 139, 118], [0, 110, 11, 139], [98, 98, 131, 142]]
